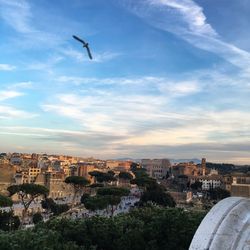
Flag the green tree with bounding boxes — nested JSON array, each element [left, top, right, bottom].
[[119, 171, 133, 181], [130, 176, 157, 190], [7, 184, 48, 224], [83, 195, 109, 212], [0, 211, 20, 231], [0, 206, 205, 250], [97, 187, 130, 216], [32, 212, 43, 224], [41, 198, 55, 213], [80, 193, 90, 204], [88, 183, 104, 188], [140, 189, 176, 207], [190, 181, 202, 190], [209, 187, 230, 200], [41, 198, 69, 216], [0, 194, 13, 207], [88, 171, 117, 184], [64, 176, 90, 208]]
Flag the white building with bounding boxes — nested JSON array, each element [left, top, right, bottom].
[[190, 176, 223, 190]]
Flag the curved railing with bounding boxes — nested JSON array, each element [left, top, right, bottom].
[[189, 197, 250, 250]]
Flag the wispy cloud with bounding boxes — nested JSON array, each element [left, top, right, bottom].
[[8, 81, 33, 89], [120, 0, 250, 71], [92, 51, 121, 62], [0, 0, 33, 33], [0, 105, 37, 119], [60, 47, 121, 63], [0, 0, 63, 49], [56, 75, 199, 89], [25, 56, 64, 73], [0, 64, 16, 71], [40, 68, 250, 160], [0, 90, 24, 101]]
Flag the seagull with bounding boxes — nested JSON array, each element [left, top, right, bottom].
[[72, 35, 93, 60]]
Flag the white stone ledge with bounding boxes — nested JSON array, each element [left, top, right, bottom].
[[189, 197, 250, 250]]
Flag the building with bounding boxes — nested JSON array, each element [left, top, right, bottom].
[[141, 159, 171, 179], [190, 175, 223, 190], [77, 163, 95, 182], [10, 155, 22, 165], [209, 168, 219, 176], [223, 175, 233, 192], [44, 171, 72, 199], [230, 174, 250, 198], [201, 158, 206, 176], [0, 153, 9, 164], [28, 166, 41, 183], [172, 162, 199, 177], [106, 160, 131, 171]]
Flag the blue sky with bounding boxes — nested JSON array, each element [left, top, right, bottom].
[[1, 0, 250, 163]]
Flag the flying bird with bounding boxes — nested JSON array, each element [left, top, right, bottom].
[[72, 35, 93, 60]]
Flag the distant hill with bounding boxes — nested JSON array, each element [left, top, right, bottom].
[[110, 158, 141, 162], [199, 162, 250, 175], [111, 158, 201, 164], [170, 158, 201, 164]]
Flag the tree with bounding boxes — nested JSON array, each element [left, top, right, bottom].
[[88, 171, 117, 184], [7, 183, 48, 224], [97, 187, 130, 216], [119, 172, 133, 181], [0, 211, 20, 231], [82, 187, 130, 216], [80, 193, 90, 204], [209, 187, 230, 200], [41, 198, 55, 212], [130, 176, 156, 189], [0, 194, 13, 207], [190, 181, 202, 191], [140, 189, 176, 207], [131, 166, 146, 177], [64, 176, 90, 207], [130, 162, 141, 172], [83, 195, 109, 212], [0, 206, 205, 250], [32, 212, 43, 224], [41, 198, 69, 216], [88, 183, 104, 188], [0, 195, 19, 231]]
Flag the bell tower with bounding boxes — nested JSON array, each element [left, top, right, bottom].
[[201, 158, 206, 176]]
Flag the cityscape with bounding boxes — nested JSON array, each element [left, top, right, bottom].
[[0, 152, 249, 249], [1, 0, 250, 249]]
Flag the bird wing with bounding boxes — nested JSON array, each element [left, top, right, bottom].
[[86, 46, 93, 60], [72, 35, 86, 44]]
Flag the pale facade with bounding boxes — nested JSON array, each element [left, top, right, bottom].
[[141, 159, 171, 179], [190, 176, 223, 190], [231, 175, 250, 198]]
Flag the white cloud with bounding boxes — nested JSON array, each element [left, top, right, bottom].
[[149, 0, 217, 36], [8, 81, 33, 89], [60, 47, 121, 63], [158, 80, 200, 95], [25, 56, 64, 73], [0, 64, 16, 71], [92, 51, 121, 62], [0, 0, 33, 33], [0, 105, 37, 119], [121, 0, 250, 71], [0, 90, 24, 101]]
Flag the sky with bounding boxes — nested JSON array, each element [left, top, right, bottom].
[[1, 0, 250, 163]]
